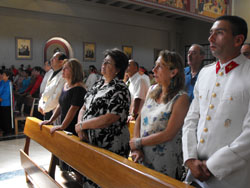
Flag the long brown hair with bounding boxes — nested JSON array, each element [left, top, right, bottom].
[[149, 50, 185, 103], [66, 58, 84, 85]]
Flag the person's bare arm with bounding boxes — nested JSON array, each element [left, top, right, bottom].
[[130, 94, 189, 150]]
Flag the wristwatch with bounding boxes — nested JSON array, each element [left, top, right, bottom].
[[130, 113, 138, 119]]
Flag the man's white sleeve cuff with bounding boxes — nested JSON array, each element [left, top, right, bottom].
[[206, 146, 246, 180]]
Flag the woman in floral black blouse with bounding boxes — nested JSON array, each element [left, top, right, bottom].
[[75, 48, 131, 158]]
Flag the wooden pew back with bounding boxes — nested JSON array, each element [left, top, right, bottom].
[[21, 117, 193, 188]]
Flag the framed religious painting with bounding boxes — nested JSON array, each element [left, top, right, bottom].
[[196, 0, 230, 19], [83, 42, 96, 61], [122, 45, 133, 59], [15, 37, 32, 60], [157, 0, 190, 11]]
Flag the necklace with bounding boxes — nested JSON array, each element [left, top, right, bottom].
[[66, 83, 72, 89]]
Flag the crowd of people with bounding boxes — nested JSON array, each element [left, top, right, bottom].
[[0, 15, 250, 188]]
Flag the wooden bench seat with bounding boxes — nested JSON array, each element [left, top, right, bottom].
[[20, 117, 194, 188], [20, 150, 62, 188]]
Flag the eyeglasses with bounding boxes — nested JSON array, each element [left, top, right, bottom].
[[243, 52, 250, 57]]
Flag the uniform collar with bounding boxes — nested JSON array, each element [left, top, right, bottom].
[[216, 61, 239, 74], [215, 54, 243, 74]]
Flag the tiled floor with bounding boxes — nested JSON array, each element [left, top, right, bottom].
[[0, 137, 51, 173], [0, 136, 82, 188], [0, 137, 51, 187]]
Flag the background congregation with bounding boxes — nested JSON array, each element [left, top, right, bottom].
[[1, 1, 250, 188]]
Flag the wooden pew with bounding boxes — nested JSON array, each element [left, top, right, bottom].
[[20, 150, 62, 188], [128, 120, 135, 139], [20, 117, 194, 188]]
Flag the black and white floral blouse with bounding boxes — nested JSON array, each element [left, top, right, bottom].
[[82, 77, 131, 158]]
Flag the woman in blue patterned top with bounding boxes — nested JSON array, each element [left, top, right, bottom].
[[75, 48, 131, 158], [129, 50, 189, 180]]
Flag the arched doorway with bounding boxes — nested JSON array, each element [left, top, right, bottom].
[[44, 37, 73, 61]]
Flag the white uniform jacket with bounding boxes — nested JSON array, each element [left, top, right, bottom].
[[182, 54, 250, 188], [38, 70, 65, 113]]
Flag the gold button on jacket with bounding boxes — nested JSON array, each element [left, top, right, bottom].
[[209, 104, 214, 109]]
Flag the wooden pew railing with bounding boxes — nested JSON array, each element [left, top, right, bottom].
[[128, 120, 135, 139], [20, 117, 194, 188]]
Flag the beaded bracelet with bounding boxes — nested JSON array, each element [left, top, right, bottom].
[[79, 122, 83, 130], [135, 138, 142, 149]]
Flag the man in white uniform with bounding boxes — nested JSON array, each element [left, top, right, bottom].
[[38, 52, 67, 120], [182, 15, 250, 188]]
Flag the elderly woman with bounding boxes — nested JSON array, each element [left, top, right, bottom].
[[75, 48, 131, 158], [129, 50, 189, 180], [40, 58, 86, 135]]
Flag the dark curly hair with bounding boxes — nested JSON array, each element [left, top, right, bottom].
[[104, 48, 129, 79]]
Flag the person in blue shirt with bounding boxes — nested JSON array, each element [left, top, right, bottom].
[[0, 70, 3, 87], [0, 70, 13, 135], [184, 44, 205, 102], [18, 69, 31, 94]]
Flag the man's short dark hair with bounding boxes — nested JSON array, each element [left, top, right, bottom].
[[216, 15, 248, 43], [58, 52, 67, 61], [3, 70, 12, 77], [89, 65, 97, 72], [45, 60, 51, 65], [24, 69, 31, 76]]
